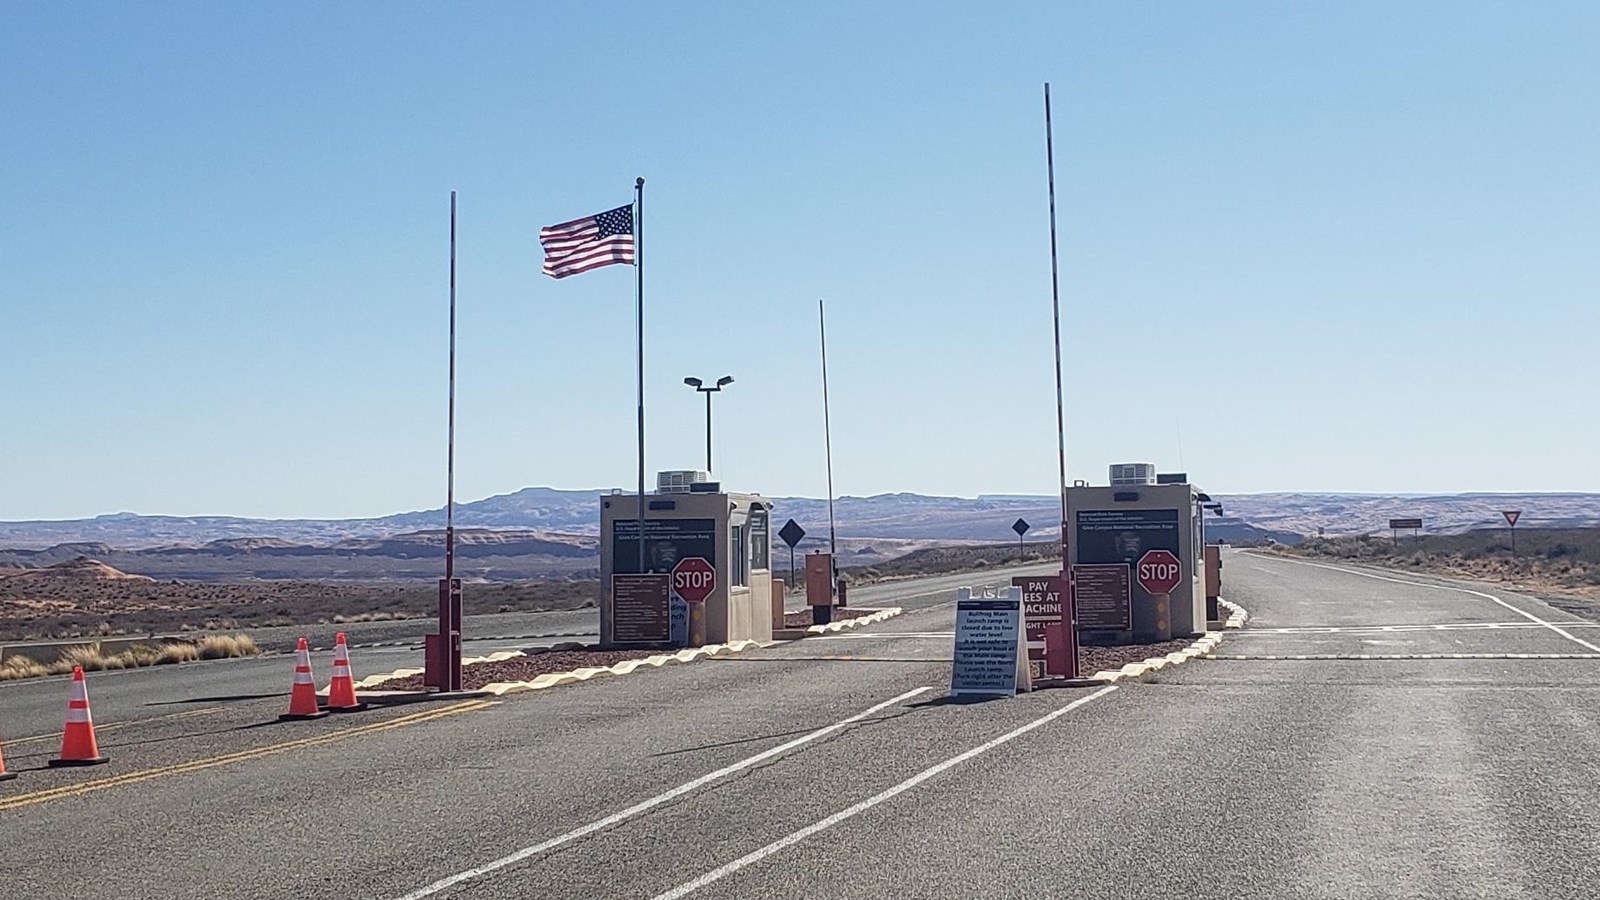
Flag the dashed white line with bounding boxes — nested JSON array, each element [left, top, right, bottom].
[[649, 685, 1119, 900], [1254, 555, 1600, 654]]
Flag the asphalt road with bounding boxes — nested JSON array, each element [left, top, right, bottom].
[[4, 553, 1596, 899]]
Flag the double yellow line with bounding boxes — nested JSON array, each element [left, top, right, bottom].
[[7, 705, 226, 747], [0, 699, 493, 812]]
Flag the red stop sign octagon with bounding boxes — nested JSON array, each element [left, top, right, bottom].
[[671, 557, 717, 603], [1136, 549, 1183, 595]]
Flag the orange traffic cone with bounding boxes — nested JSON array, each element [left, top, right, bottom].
[[0, 732, 17, 781], [279, 638, 328, 721], [48, 666, 110, 767], [326, 632, 366, 713]]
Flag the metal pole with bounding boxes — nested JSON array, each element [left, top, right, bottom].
[[819, 300, 838, 567], [635, 177, 646, 573], [705, 388, 713, 473], [432, 189, 462, 692], [1044, 83, 1079, 680], [1044, 83, 1068, 575], [446, 191, 456, 585]]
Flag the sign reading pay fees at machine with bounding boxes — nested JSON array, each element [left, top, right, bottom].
[[950, 586, 1031, 696]]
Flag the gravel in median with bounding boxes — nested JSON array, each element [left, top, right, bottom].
[[782, 608, 875, 628], [1080, 639, 1194, 673], [367, 649, 664, 692]]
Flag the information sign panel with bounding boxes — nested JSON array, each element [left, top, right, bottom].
[[1071, 564, 1132, 630], [1013, 575, 1069, 679], [951, 587, 1031, 697], [612, 574, 671, 644]]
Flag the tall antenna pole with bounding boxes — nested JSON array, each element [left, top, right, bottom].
[[634, 177, 646, 572], [1045, 83, 1080, 680], [819, 300, 838, 566], [446, 190, 457, 582], [1045, 84, 1068, 573]]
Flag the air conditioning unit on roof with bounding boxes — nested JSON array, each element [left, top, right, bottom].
[[657, 470, 711, 493], [1109, 463, 1157, 486]]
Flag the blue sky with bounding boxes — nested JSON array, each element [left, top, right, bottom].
[[3, 2, 1597, 520]]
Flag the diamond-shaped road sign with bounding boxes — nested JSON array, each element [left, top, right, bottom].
[[1012, 518, 1030, 537], [778, 518, 806, 548]]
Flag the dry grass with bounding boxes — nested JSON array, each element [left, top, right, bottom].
[[1, 654, 49, 680], [0, 633, 262, 681], [1293, 529, 1600, 594], [195, 633, 258, 659]]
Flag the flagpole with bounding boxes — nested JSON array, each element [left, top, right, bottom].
[[819, 299, 837, 568], [1044, 85, 1068, 571], [1045, 83, 1079, 680], [634, 177, 647, 573], [446, 190, 457, 586]]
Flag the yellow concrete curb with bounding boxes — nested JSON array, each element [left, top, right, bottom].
[[1079, 598, 1251, 684], [477, 639, 772, 696], [354, 639, 779, 694], [352, 649, 529, 691], [799, 606, 904, 635], [351, 606, 908, 695], [1217, 596, 1250, 629]]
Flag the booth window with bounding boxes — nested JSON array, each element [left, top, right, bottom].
[[749, 507, 770, 571], [731, 524, 749, 587]]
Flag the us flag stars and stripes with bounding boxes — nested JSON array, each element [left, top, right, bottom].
[[540, 203, 636, 278]]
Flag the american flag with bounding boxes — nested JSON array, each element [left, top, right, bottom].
[[540, 203, 636, 279]]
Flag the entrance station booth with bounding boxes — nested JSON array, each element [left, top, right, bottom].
[[1066, 464, 1207, 642], [599, 471, 774, 649]]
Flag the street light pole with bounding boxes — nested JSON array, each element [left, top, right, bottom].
[[683, 375, 734, 474]]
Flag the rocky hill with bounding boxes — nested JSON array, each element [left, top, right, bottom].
[[1, 489, 1595, 582]]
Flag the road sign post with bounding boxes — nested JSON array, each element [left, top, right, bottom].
[[1388, 518, 1423, 549], [778, 519, 806, 598], [1012, 518, 1030, 556], [1502, 510, 1521, 555], [1135, 549, 1182, 643]]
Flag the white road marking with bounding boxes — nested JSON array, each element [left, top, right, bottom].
[[1251, 555, 1600, 654], [390, 686, 932, 900], [1241, 621, 1599, 636], [812, 631, 956, 640], [649, 685, 1119, 900]]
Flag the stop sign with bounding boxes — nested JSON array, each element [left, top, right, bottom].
[[671, 557, 716, 603], [1135, 549, 1182, 595]]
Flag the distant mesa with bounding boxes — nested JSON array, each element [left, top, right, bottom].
[[3, 556, 153, 582]]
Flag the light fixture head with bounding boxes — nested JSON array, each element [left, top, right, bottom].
[[683, 377, 703, 388], [716, 375, 735, 387]]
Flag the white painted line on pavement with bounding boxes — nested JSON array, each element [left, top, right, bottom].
[[649, 684, 1119, 900], [1240, 621, 1585, 637], [1256, 555, 1600, 654], [811, 631, 956, 640], [391, 685, 933, 900]]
